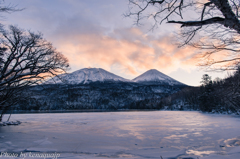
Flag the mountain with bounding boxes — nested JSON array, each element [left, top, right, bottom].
[[45, 68, 186, 86], [45, 68, 129, 84], [133, 69, 185, 86], [19, 68, 188, 110]]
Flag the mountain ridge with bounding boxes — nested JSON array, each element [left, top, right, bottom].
[[45, 68, 130, 84], [45, 68, 186, 86]]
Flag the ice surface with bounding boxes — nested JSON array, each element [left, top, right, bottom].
[[0, 111, 240, 158]]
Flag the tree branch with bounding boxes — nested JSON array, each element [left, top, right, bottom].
[[168, 17, 225, 27]]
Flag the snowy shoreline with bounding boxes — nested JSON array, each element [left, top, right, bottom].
[[0, 120, 21, 126], [3, 109, 240, 116], [4, 109, 162, 114]]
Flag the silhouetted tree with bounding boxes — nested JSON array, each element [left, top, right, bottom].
[[0, 25, 69, 121], [199, 74, 215, 111], [126, 0, 240, 70]]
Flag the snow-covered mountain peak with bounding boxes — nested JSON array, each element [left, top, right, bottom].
[[45, 68, 185, 86], [133, 69, 185, 85], [45, 68, 129, 84]]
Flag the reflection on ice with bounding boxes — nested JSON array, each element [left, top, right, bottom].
[[164, 134, 188, 139], [223, 137, 240, 147], [218, 136, 240, 149], [34, 138, 52, 146], [186, 150, 218, 156], [0, 111, 240, 158], [192, 132, 203, 137]]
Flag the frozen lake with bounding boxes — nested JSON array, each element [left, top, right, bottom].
[[0, 111, 240, 159]]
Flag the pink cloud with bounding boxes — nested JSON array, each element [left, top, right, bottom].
[[54, 27, 200, 77]]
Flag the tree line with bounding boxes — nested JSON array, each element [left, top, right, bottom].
[[161, 68, 240, 113]]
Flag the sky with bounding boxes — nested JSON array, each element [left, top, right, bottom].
[[1, 0, 230, 86]]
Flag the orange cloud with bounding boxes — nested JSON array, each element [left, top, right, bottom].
[[54, 27, 200, 78]]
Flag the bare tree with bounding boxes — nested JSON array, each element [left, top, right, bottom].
[[0, 0, 22, 27], [0, 25, 69, 121], [126, 0, 240, 70]]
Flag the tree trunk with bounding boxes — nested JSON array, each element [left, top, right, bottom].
[[7, 108, 12, 122], [0, 106, 8, 122]]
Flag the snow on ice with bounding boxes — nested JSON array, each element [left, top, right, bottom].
[[0, 111, 240, 158]]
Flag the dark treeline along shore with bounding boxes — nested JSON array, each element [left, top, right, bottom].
[[15, 82, 185, 111]]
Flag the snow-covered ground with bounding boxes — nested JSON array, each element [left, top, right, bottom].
[[0, 111, 240, 159]]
